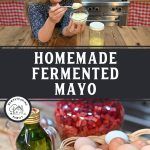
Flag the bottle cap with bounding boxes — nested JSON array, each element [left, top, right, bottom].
[[24, 108, 40, 124], [90, 22, 104, 31]]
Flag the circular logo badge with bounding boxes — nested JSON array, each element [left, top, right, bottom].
[[4, 96, 32, 122]]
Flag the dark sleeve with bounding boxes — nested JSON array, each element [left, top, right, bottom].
[[60, 9, 72, 31], [28, 4, 47, 39], [60, 0, 74, 31]]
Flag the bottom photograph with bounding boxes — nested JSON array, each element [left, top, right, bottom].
[[0, 100, 150, 150]]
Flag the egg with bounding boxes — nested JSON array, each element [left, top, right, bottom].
[[109, 138, 126, 150], [132, 140, 147, 149], [105, 130, 129, 144], [141, 145, 150, 150], [117, 144, 139, 150], [78, 145, 96, 150], [74, 137, 97, 150]]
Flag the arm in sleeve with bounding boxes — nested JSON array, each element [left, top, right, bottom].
[[28, 4, 47, 39], [60, 0, 74, 31], [60, 9, 72, 32]]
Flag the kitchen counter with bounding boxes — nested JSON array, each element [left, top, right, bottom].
[[0, 26, 150, 46]]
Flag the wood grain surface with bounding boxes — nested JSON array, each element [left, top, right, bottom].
[[0, 26, 150, 46]]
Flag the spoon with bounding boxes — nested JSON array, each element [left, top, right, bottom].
[[50, 3, 83, 10], [62, 3, 83, 10]]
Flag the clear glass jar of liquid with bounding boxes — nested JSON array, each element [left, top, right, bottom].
[[89, 22, 105, 46]]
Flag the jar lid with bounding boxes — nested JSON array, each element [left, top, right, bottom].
[[24, 108, 40, 124], [90, 22, 104, 31]]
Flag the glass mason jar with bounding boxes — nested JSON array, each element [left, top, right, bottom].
[[70, 8, 89, 24], [89, 22, 105, 46], [55, 100, 124, 139]]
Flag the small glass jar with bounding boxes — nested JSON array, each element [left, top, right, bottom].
[[89, 22, 105, 46], [70, 9, 89, 24]]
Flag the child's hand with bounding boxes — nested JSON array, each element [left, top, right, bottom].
[[49, 4, 67, 24], [62, 20, 86, 36]]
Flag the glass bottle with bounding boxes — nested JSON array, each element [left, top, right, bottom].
[[89, 22, 105, 46], [16, 108, 52, 150]]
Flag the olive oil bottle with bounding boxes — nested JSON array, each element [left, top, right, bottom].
[[16, 108, 52, 150]]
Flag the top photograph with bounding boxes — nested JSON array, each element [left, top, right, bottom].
[[0, 0, 150, 46]]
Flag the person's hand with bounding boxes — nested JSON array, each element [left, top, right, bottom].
[[49, 3, 67, 24], [50, 0, 62, 5], [63, 20, 86, 36]]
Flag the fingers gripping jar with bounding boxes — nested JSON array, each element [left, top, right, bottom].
[[89, 22, 105, 46]]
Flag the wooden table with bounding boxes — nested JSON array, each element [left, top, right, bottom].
[[0, 26, 150, 46]]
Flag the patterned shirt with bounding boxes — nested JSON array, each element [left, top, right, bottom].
[[28, 0, 73, 39]]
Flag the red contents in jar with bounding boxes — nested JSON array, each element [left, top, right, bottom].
[[55, 100, 124, 139]]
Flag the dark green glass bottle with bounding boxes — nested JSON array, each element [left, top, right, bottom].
[[16, 108, 52, 150]]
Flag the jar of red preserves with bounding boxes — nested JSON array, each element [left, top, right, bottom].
[[55, 99, 124, 139]]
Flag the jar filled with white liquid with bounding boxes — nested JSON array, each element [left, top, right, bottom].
[[70, 9, 89, 24], [89, 22, 105, 46]]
